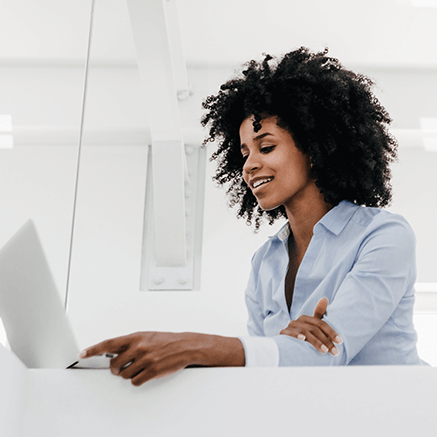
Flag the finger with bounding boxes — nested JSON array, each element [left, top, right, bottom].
[[304, 331, 332, 354], [280, 321, 340, 356], [130, 359, 183, 386], [299, 315, 343, 345], [317, 319, 343, 345], [110, 352, 136, 376], [298, 327, 338, 356], [313, 297, 328, 319], [307, 325, 339, 355], [294, 321, 332, 353], [130, 368, 156, 386], [117, 359, 144, 379], [282, 324, 334, 354], [291, 319, 339, 355], [279, 326, 306, 341], [79, 336, 129, 358]]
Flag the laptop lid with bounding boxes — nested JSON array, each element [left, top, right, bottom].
[[0, 220, 79, 369]]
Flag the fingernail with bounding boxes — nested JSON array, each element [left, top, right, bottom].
[[335, 336, 343, 344], [79, 350, 87, 359], [331, 347, 339, 356], [321, 345, 328, 353], [297, 334, 306, 341]]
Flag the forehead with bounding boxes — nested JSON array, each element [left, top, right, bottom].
[[239, 116, 284, 145]]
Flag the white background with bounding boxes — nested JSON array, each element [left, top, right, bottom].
[[0, 0, 436, 365]]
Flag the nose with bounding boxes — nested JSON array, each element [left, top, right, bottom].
[[242, 151, 261, 176]]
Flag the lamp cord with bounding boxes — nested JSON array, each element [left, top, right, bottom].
[[64, 0, 95, 312]]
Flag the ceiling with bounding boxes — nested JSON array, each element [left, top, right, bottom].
[[0, 0, 436, 141], [1, 0, 437, 68]]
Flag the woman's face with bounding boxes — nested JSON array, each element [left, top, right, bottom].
[[239, 116, 315, 212]]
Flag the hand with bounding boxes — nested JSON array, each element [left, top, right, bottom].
[[279, 297, 342, 356], [79, 331, 197, 386], [79, 331, 245, 386]]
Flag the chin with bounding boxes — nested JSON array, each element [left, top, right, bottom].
[[257, 200, 282, 212]]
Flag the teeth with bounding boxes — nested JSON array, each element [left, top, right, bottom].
[[253, 178, 272, 188]]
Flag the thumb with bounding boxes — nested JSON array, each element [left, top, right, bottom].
[[313, 297, 328, 319]]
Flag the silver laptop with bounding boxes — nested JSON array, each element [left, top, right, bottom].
[[0, 220, 112, 369]]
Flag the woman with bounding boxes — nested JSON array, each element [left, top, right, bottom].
[[81, 48, 424, 385]]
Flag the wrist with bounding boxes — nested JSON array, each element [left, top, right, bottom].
[[182, 333, 245, 367]]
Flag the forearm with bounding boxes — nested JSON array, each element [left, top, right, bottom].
[[184, 332, 246, 367]]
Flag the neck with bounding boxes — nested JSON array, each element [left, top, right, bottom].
[[284, 185, 332, 250]]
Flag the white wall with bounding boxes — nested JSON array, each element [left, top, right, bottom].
[[0, 62, 436, 365]]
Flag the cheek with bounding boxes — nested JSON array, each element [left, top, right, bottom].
[[280, 164, 311, 189], [242, 171, 249, 186], [287, 153, 311, 178]]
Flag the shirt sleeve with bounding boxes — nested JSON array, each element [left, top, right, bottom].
[[273, 215, 417, 366], [239, 250, 280, 367], [238, 335, 280, 367]]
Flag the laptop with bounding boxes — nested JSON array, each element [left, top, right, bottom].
[[0, 220, 112, 369]]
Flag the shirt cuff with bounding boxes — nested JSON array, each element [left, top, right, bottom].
[[238, 336, 280, 367]]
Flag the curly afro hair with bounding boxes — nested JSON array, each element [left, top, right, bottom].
[[201, 47, 398, 230]]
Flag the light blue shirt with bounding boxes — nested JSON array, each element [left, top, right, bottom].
[[239, 200, 424, 366]]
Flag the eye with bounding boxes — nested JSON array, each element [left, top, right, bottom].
[[260, 145, 275, 154]]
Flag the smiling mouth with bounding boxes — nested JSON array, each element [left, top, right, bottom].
[[252, 177, 274, 191]]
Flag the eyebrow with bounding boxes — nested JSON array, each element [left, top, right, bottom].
[[240, 132, 273, 150]]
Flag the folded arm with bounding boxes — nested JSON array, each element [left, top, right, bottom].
[[279, 297, 342, 356]]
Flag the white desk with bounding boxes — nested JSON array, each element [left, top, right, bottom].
[[2, 346, 436, 437]]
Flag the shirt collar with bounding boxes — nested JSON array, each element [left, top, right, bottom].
[[271, 200, 359, 241], [275, 222, 291, 242], [317, 200, 359, 235]]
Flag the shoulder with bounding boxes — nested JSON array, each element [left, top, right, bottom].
[[351, 205, 416, 245], [319, 201, 416, 265], [317, 200, 415, 247], [344, 205, 417, 271]]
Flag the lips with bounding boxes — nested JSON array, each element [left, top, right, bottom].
[[250, 176, 274, 192]]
